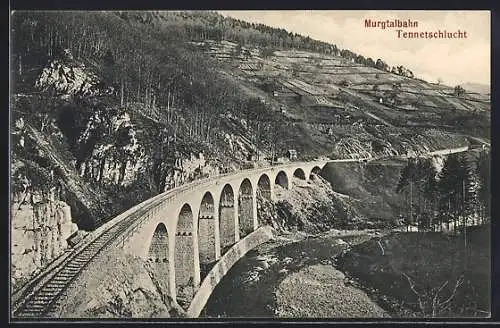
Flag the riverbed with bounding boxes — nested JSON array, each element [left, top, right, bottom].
[[201, 229, 390, 318]]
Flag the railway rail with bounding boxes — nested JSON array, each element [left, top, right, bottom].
[[12, 193, 166, 318]]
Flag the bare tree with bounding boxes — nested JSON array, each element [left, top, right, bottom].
[[402, 272, 464, 317]]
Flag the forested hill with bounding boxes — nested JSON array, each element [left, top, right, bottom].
[[115, 11, 414, 75]]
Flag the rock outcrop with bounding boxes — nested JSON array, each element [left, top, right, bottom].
[[35, 56, 114, 99], [11, 190, 78, 289], [257, 176, 359, 234], [56, 251, 185, 318], [76, 110, 148, 188]]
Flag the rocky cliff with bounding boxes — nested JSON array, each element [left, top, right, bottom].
[[257, 175, 365, 234], [11, 53, 251, 289], [11, 191, 78, 289]]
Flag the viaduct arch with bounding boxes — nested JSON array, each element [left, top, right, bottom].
[[198, 192, 216, 279], [238, 178, 255, 238]]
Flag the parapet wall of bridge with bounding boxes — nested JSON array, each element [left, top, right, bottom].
[[119, 161, 327, 303], [187, 225, 275, 317]]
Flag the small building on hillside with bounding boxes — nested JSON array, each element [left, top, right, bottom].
[[340, 79, 352, 87], [286, 149, 298, 160]]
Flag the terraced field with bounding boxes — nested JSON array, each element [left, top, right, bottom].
[[199, 41, 489, 155], [201, 42, 491, 135]]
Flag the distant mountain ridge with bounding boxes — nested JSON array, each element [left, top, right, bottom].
[[461, 82, 490, 95]]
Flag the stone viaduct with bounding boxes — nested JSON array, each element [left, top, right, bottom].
[[111, 160, 334, 315], [13, 145, 473, 318], [106, 146, 473, 315]]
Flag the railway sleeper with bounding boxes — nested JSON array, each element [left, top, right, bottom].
[[21, 302, 46, 308], [55, 275, 76, 281], [75, 253, 95, 259], [29, 299, 53, 306], [40, 287, 63, 293], [37, 290, 59, 296], [56, 270, 78, 276], [70, 259, 90, 264], [33, 290, 56, 297], [16, 310, 44, 317], [30, 297, 55, 304], [61, 266, 81, 272], [65, 264, 84, 270], [60, 267, 80, 274], [50, 278, 71, 284], [45, 281, 67, 288], [43, 281, 66, 287], [19, 304, 45, 311]]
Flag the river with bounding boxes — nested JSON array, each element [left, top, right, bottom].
[[200, 229, 388, 318]]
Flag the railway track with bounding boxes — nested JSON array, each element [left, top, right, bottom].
[[12, 197, 164, 318], [11, 163, 273, 318]]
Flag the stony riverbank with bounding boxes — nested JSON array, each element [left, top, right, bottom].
[[275, 263, 388, 318]]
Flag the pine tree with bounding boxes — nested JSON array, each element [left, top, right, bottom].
[[416, 159, 438, 230], [397, 158, 438, 230], [476, 150, 491, 223], [437, 153, 469, 230], [462, 152, 481, 225]]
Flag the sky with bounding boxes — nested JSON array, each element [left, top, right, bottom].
[[219, 10, 490, 86]]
